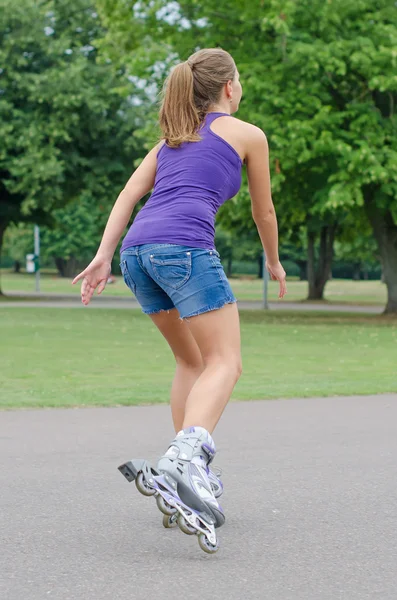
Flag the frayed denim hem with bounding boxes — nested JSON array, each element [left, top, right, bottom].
[[181, 298, 237, 321], [142, 307, 172, 316]]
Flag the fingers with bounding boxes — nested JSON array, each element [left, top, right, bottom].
[[72, 270, 86, 285], [80, 277, 107, 305], [266, 261, 287, 299], [279, 277, 287, 299], [97, 279, 107, 295], [82, 286, 94, 306], [81, 277, 95, 306]]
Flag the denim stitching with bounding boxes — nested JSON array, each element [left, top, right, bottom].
[[120, 260, 136, 294], [136, 251, 148, 275], [129, 244, 190, 256], [209, 253, 226, 283], [209, 253, 237, 303], [150, 254, 192, 290]]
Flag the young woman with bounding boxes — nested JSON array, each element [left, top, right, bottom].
[[73, 48, 286, 553]]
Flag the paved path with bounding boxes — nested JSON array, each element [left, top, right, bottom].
[[1, 395, 397, 600], [0, 292, 383, 313]]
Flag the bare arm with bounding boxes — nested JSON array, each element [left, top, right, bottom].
[[72, 144, 160, 304], [245, 128, 279, 264], [245, 126, 286, 298], [96, 143, 160, 261]]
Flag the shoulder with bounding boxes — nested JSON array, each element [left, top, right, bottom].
[[231, 118, 268, 145], [156, 140, 166, 156], [209, 115, 267, 163]]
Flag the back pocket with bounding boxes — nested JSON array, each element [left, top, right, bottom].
[[150, 252, 192, 290]]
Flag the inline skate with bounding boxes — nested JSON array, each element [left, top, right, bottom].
[[118, 426, 225, 554]]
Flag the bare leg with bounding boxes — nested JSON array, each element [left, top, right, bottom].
[[149, 309, 203, 432], [183, 303, 242, 433]]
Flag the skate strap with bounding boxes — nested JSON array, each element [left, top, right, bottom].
[[201, 442, 215, 465]]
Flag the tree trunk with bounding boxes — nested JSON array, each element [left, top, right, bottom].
[[352, 262, 361, 281], [364, 191, 397, 314], [55, 256, 83, 278], [307, 225, 336, 300], [54, 257, 66, 277], [296, 259, 308, 281]]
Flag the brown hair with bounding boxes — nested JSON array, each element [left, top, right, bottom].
[[159, 48, 236, 148]]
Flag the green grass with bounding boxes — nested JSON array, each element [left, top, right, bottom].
[[0, 269, 387, 305], [229, 277, 386, 304], [1, 308, 396, 409]]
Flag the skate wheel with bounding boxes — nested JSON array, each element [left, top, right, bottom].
[[162, 513, 178, 529], [177, 515, 196, 536], [156, 494, 177, 516], [198, 532, 219, 554], [135, 471, 156, 497]]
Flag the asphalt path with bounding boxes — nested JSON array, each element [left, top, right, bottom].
[[0, 292, 383, 313], [1, 395, 397, 600]]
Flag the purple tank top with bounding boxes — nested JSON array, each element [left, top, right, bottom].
[[120, 112, 242, 252]]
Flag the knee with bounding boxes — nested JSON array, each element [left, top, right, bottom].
[[234, 356, 243, 381], [223, 355, 243, 384], [238, 357, 243, 377], [175, 356, 204, 374], [206, 354, 242, 382]]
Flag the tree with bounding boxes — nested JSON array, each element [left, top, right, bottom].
[[1, 224, 33, 271], [41, 196, 110, 277], [0, 0, 139, 293], [3, 199, 122, 276], [214, 227, 234, 277], [334, 216, 380, 280], [98, 0, 397, 312], [279, 232, 308, 281]]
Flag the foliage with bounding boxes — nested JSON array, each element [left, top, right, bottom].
[[97, 0, 397, 309], [0, 0, 140, 287], [2, 225, 33, 265]]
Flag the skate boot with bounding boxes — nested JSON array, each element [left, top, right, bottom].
[[155, 427, 225, 552], [208, 465, 223, 499], [118, 427, 224, 554], [158, 454, 223, 533]]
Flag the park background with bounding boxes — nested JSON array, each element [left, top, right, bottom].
[[1, 0, 396, 408]]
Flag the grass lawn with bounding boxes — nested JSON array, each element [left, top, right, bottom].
[[1, 308, 396, 409], [0, 269, 387, 305]]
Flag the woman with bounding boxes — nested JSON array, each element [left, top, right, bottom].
[[73, 48, 286, 553]]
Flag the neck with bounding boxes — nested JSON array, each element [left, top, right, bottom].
[[209, 101, 231, 115]]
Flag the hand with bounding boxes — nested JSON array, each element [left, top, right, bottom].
[[72, 256, 111, 306], [266, 260, 287, 299]]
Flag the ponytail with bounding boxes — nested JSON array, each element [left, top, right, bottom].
[[159, 49, 236, 149], [159, 62, 202, 149]]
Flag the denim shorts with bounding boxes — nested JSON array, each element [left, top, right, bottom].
[[120, 244, 236, 319]]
